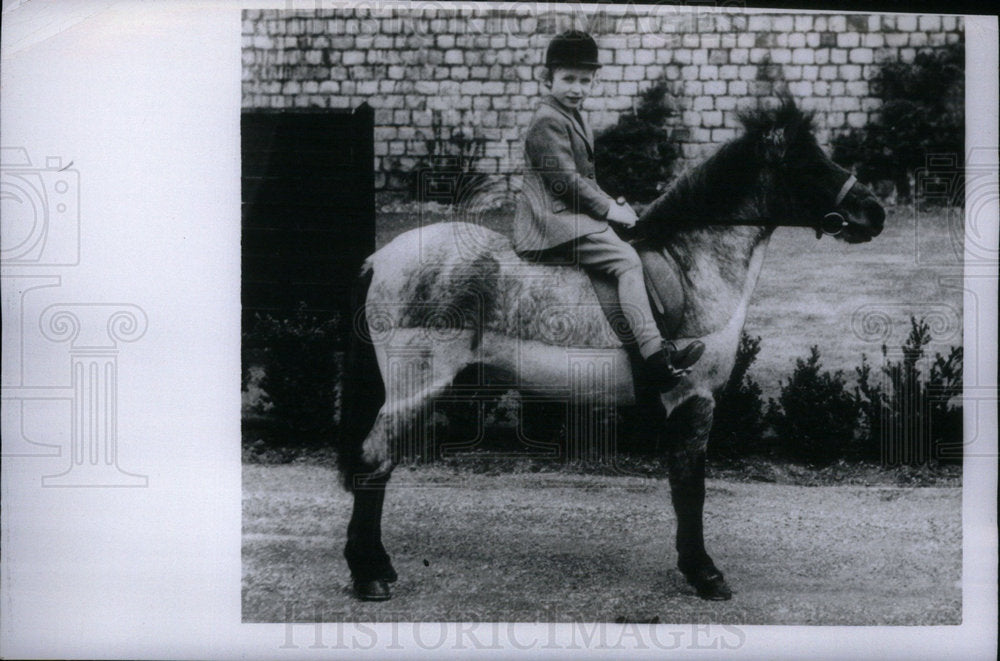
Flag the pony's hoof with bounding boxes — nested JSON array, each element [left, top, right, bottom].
[[683, 569, 733, 601], [353, 579, 392, 601]]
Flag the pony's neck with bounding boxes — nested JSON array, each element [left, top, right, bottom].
[[671, 225, 774, 337], [637, 135, 776, 336], [639, 138, 767, 229]]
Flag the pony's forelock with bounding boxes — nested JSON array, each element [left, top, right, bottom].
[[737, 96, 816, 145]]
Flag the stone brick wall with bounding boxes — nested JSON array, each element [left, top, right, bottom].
[[241, 7, 963, 192]]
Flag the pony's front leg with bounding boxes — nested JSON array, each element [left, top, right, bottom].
[[662, 390, 733, 601]]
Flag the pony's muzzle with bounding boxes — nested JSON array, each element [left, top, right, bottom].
[[863, 199, 886, 235]]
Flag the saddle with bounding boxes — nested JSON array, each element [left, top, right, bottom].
[[587, 240, 688, 346], [587, 240, 689, 415], [522, 237, 688, 410]]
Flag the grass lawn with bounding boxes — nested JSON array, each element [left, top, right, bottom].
[[375, 199, 964, 398], [744, 204, 963, 398]]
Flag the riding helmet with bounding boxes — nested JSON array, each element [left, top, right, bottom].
[[545, 30, 601, 69]]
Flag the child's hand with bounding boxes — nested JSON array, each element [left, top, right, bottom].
[[606, 199, 638, 227]]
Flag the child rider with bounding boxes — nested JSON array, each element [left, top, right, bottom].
[[513, 30, 705, 390]]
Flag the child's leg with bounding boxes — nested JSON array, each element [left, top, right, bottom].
[[573, 229, 665, 359]]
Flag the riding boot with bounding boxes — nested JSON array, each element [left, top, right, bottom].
[[643, 340, 706, 391]]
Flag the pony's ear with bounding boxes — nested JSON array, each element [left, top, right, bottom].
[[760, 127, 786, 163]]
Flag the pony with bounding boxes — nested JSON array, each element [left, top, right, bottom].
[[336, 98, 885, 602]]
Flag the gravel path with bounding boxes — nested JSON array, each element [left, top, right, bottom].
[[243, 463, 961, 624]]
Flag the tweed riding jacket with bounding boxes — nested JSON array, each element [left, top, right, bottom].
[[513, 96, 615, 253]]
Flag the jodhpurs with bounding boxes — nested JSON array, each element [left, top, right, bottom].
[[571, 227, 664, 359]]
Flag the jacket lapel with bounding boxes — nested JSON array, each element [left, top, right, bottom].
[[542, 96, 594, 158]]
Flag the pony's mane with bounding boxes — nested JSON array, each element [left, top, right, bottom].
[[735, 96, 815, 139], [637, 98, 815, 237]]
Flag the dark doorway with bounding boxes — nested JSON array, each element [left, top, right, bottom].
[[241, 105, 375, 443], [241, 105, 375, 322]]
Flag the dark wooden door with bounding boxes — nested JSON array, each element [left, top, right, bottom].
[[241, 105, 374, 322]]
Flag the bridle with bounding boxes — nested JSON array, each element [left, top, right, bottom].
[[816, 173, 858, 239], [630, 171, 865, 241]]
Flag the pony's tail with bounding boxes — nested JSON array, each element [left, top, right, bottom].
[[336, 258, 384, 492]]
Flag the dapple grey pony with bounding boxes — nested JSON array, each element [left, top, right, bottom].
[[336, 99, 885, 602]]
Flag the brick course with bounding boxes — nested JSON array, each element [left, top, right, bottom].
[[242, 7, 963, 191]]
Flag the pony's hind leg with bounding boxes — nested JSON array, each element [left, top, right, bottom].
[[340, 368, 400, 601], [361, 331, 476, 471], [346, 393, 440, 601], [662, 388, 733, 601], [346, 394, 445, 602], [345, 471, 396, 600], [347, 330, 474, 601]]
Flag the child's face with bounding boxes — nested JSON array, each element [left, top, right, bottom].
[[547, 67, 597, 110]]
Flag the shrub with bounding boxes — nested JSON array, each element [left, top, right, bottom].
[[595, 80, 681, 204], [242, 304, 343, 443], [854, 317, 963, 465], [767, 346, 859, 466], [831, 42, 964, 201], [409, 111, 489, 204], [926, 346, 964, 463], [710, 332, 767, 461]]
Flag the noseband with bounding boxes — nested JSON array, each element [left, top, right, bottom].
[[817, 174, 857, 238]]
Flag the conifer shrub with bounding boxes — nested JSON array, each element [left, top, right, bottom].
[[595, 80, 681, 204]]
